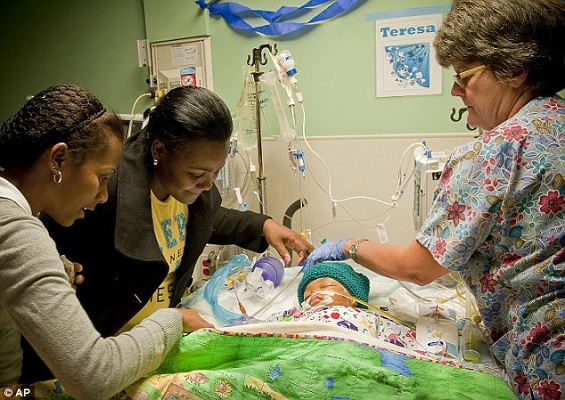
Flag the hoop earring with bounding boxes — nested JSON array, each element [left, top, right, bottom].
[[153, 159, 158, 166], [53, 170, 63, 184]]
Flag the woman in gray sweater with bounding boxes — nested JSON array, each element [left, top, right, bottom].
[[0, 84, 211, 399]]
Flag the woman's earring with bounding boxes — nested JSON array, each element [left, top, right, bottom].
[[52, 170, 63, 184], [153, 159, 158, 166]]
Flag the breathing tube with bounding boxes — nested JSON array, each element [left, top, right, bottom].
[[203, 254, 286, 326], [203, 254, 254, 326], [306, 289, 416, 330]]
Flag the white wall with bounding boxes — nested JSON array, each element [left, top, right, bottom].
[[221, 133, 476, 255]]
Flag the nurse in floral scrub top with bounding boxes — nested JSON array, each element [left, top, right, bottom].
[[303, 1, 565, 398]]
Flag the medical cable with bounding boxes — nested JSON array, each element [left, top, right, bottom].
[[291, 98, 430, 241], [288, 102, 400, 238], [288, 157, 317, 232], [229, 259, 249, 316], [455, 279, 482, 324], [243, 48, 430, 242], [306, 290, 460, 361], [233, 49, 430, 242], [296, 103, 430, 241], [257, 50, 407, 235], [311, 289, 416, 330], [126, 92, 152, 139], [246, 270, 303, 318], [398, 280, 461, 305], [392, 142, 427, 202], [202, 254, 253, 326], [301, 167, 397, 230], [298, 103, 396, 209]]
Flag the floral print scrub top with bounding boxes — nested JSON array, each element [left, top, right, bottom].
[[417, 96, 565, 399]]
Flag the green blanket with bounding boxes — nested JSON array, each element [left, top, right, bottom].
[[115, 328, 514, 400]]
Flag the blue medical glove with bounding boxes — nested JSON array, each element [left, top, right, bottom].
[[301, 239, 347, 270]]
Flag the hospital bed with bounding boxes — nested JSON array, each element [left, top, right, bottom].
[[34, 255, 515, 399]]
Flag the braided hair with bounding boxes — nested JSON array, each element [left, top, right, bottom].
[[0, 84, 123, 169]]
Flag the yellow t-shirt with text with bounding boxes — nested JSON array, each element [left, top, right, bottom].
[[118, 191, 187, 333]]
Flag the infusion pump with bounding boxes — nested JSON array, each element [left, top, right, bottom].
[[413, 147, 450, 231], [149, 37, 213, 93]]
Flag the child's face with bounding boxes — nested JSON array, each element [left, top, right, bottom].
[[303, 277, 355, 307]]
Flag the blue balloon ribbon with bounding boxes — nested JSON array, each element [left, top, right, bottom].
[[195, 0, 365, 36]]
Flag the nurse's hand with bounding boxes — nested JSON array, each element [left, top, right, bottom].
[[300, 239, 347, 270], [262, 219, 314, 265], [178, 308, 215, 332]]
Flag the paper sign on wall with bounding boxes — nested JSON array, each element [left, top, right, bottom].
[[376, 13, 443, 97]]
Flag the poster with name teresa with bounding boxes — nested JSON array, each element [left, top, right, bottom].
[[376, 13, 443, 97]]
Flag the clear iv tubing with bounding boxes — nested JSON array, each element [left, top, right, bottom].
[[313, 290, 468, 361], [203, 254, 253, 326], [204, 254, 293, 324], [246, 270, 304, 318], [398, 278, 461, 305], [312, 289, 416, 330], [298, 103, 426, 210], [259, 71, 296, 141]]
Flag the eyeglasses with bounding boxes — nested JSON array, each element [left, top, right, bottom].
[[453, 65, 486, 88]]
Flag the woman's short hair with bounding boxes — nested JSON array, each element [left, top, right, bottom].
[[434, 0, 565, 96]]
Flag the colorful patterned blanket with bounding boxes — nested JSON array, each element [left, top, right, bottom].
[[113, 324, 513, 400], [32, 322, 514, 399]]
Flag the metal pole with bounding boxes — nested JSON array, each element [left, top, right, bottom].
[[247, 43, 275, 215], [253, 64, 267, 214]]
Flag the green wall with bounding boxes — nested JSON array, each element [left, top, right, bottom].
[[1, 0, 472, 134], [0, 0, 150, 121], [204, 0, 463, 135]]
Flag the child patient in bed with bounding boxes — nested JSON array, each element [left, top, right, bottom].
[[263, 262, 417, 350]]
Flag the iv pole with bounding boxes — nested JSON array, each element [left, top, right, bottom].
[[247, 43, 276, 215]]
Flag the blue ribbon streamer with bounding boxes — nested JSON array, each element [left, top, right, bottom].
[[195, 0, 364, 36]]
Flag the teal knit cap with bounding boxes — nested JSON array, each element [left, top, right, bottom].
[[298, 261, 370, 308]]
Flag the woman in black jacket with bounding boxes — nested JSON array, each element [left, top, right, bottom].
[[23, 86, 313, 383]]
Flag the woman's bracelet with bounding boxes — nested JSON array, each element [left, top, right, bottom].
[[348, 238, 369, 262]]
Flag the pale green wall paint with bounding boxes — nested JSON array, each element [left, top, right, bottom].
[[6, 1, 560, 136], [144, 0, 468, 135], [208, 0, 467, 136], [143, 0, 210, 42], [0, 0, 151, 121]]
